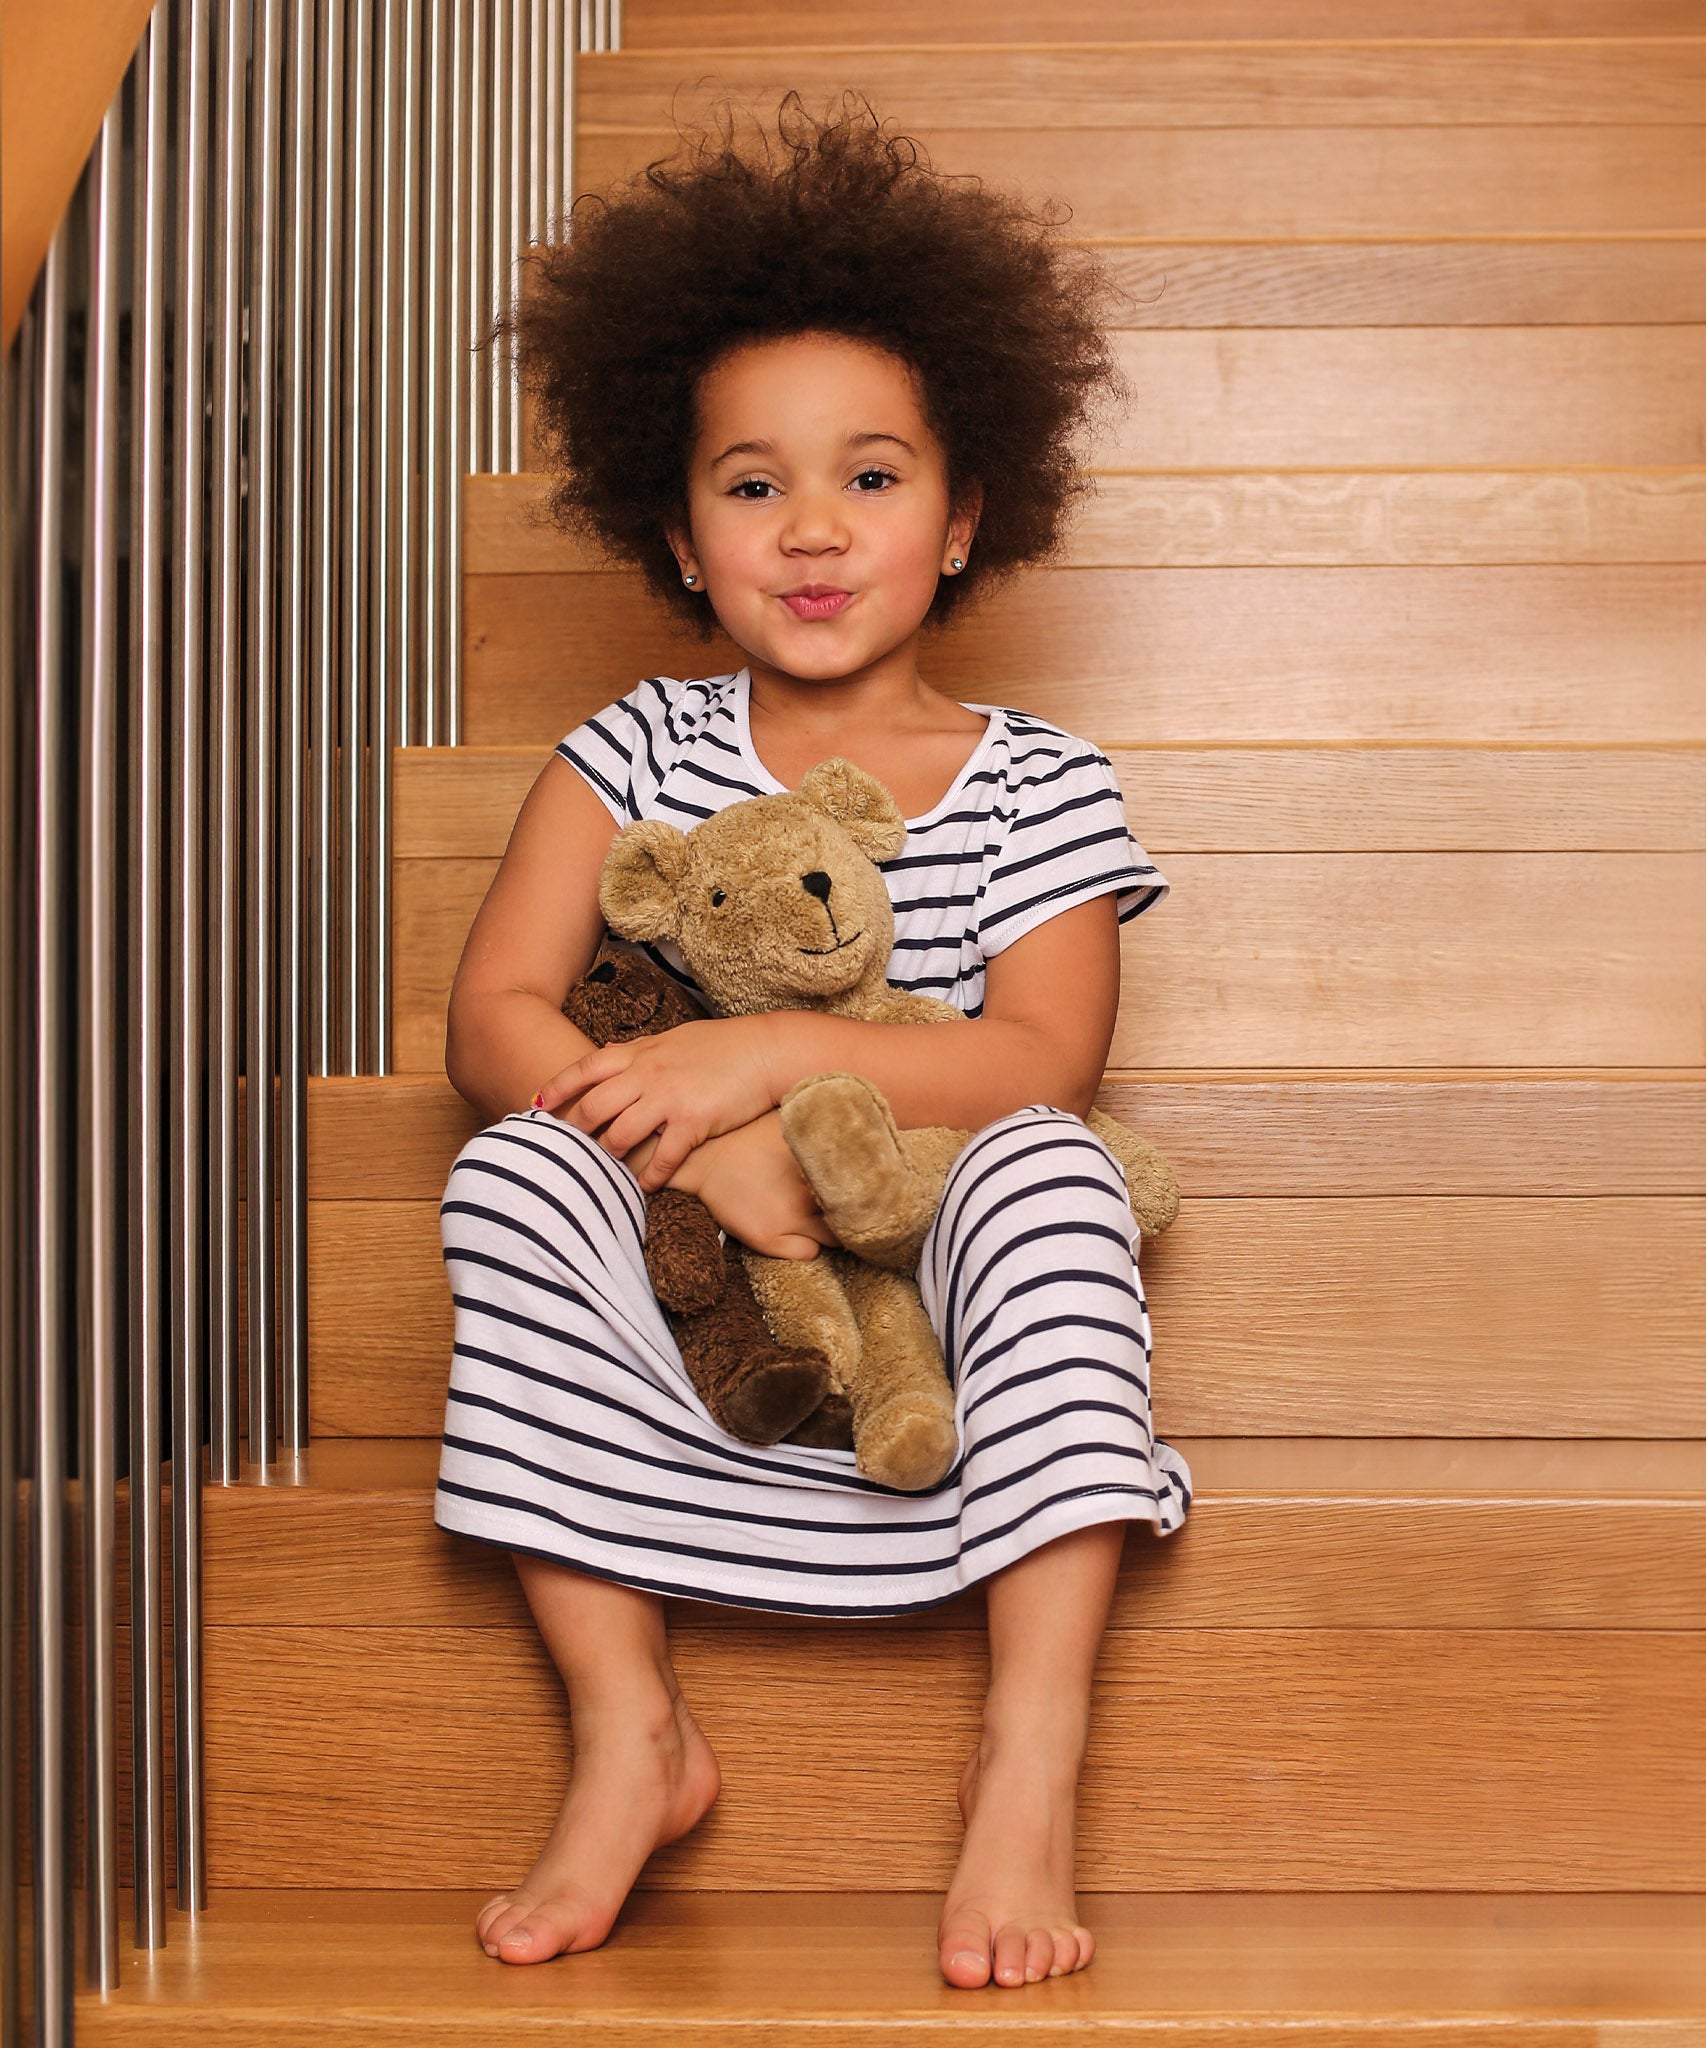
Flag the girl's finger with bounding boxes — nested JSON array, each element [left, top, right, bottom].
[[635, 1123, 695, 1192], [562, 1073, 644, 1134], [593, 1101, 672, 1162], [545, 1044, 633, 1111]]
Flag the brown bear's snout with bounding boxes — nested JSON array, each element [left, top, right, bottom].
[[800, 870, 832, 903]]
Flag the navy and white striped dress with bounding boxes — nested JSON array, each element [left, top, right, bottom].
[[434, 667, 1193, 1615]]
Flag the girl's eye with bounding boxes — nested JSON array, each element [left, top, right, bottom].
[[852, 467, 897, 491], [729, 478, 775, 500], [710, 888, 726, 907]]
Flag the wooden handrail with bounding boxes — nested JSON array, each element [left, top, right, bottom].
[[1, 0, 157, 348]]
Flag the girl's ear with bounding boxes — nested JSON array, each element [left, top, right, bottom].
[[950, 479, 984, 560], [599, 821, 691, 941], [663, 518, 695, 581]]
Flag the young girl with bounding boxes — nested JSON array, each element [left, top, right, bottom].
[[435, 93, 1193, 1993]]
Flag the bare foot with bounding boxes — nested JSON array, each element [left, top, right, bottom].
[[476, 1687, 721, 1964], [936, 1728, 1095, 1989]]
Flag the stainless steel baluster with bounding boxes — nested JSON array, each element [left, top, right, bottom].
[[171, 0, 214, 1911], [343, 0, 372, 1073], [397, 0, 422, 751], [279, 0, 317, 1451], [208, 0, 250, 1481], [248, 0, 285, 1473], [371, 0, 401, 1071], [129, 8, 172, 1951], [79, 93, 124, 1994], [311, 0, 346, 1077], [0, 281, 24, 2048], [468, 0, 489, 482], [448, 0, 473, 741], [488, 0, 510, 468], [31, 219, 74, 2048], [421, 0, 451, 743], [507, 0, 526, 472]]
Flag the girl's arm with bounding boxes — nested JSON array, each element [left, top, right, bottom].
[[547, 893, 1126, 1191], [443, 754, 834, 1259], [443, 755, 618, 1123]]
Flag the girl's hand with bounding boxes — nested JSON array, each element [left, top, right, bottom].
[[534, 1015, 784, 1192], [667, 1112, 839, 1261]]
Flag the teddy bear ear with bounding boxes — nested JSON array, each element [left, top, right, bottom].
[[599, 820, 691, 942], [796, 758, 907, 861]]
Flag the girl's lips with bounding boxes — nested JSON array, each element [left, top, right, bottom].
[[780, 589, 853, 621]]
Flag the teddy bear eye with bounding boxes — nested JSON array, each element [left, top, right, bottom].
[[710, 887, 726, 907]]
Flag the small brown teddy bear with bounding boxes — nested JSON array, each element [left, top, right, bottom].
[[597, 758, 1181, 1492], [559, 950, 853, 1450]]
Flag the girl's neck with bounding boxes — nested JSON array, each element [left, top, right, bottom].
[[744, 651, 963, 740]]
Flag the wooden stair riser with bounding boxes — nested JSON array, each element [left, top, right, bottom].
[[579, 45, 1706, 131], [394, 850, 1706, 1074], [581, 129, 1706, 240], [195, 1623, 1706, 1891]]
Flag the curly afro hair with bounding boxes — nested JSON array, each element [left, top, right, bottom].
[[501, 90, 1135, 639]]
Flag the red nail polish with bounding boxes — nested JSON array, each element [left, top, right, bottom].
[[531, 1093, 543, 1109]]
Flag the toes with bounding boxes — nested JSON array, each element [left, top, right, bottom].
[[1023, 1928, 1055, 1983], [938, 1910, 993, 1988], [991, 1922, 1030, 1988], [491, 1906, 577, 1966], [1048, 1927, 1079, 1977], [1075, 1922, 1096, 1969], [475, 1895, 513, 1947]]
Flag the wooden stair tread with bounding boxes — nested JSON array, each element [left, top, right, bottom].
[[77, 1890, 1706, 2043], [232, 1433, 1706, 1499]]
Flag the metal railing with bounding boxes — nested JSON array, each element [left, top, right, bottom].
[[1, 2, 591, 2038]]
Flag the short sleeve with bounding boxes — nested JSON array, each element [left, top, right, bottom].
[[979, 742, 1169, 959], [553, 676, 681, 825]]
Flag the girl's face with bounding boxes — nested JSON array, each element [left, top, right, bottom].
[[666, 330, 980, 685]]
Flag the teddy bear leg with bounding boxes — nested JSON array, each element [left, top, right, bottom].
[[667, 1237, 835, 1447], [837, 1261, 958, 1493], [642, 1185, 728, 1314], [742, 1247, 862, 1450], [778, 1073, 959, 1272]]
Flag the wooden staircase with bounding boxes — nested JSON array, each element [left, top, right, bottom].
[[81, 1, 1706, 2037]]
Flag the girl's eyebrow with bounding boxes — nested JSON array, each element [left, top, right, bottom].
[[708, 430, 918, 469]]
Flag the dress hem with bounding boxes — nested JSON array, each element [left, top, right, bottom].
[[432, 1478, 1189, 1620]]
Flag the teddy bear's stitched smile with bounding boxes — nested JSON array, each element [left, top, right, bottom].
[[797, 930, 865, 955]]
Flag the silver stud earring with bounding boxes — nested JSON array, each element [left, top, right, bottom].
[[950, 557, 964, 571], [684, 572, 698, 586]]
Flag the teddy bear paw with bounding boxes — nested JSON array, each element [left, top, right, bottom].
[[779, 1072, 919, 1243], [717, 1350, 836, 1447], [856, 1392, 958, 1493]]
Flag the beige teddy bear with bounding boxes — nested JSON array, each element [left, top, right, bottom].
[[598, 757, 1180, 1493]]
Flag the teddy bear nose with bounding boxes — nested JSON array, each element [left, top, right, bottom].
[[800, 870, 832, 904]]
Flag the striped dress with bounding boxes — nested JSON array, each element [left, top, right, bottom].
[[434, 666, 1193, 1615]]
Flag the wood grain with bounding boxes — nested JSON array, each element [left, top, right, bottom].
[[74, 1890, 1706, 2046], [395, 742, 1706, 858], [579, 128, 1706, 237], [201, 1437, 1706, 1633], [626, 1, 1706, 45], [0, 0, 156, 345], [456, 560, 1706, 747], [580, 44, 1706, 130], [1085, 239, 1706, 329], [196, 1625, 1706, 1889], [306, 1070, 1706, 1201], [302, 1193, 1706, 1438], [465, 470, 1706, 573], [390, 850, 1706, 1073]]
